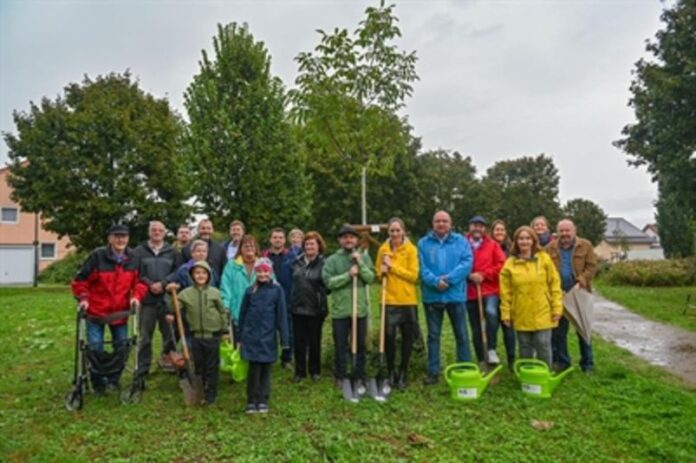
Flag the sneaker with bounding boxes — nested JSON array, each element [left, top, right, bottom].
[[245, 404, 257, 414], [257, 403, 269, 414], [282, 362, 293, 371], [422, 374, 439, 386], [487, 350, 500, 364], [311, 374, 320, 382]]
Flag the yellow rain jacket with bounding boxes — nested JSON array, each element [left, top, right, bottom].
[[499, 251, 563, 331], [375, 239, 419, 306]]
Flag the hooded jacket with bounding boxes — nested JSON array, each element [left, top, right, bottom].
[[375, 239, 419, 306], [71, 246, 148, 325], [465, 234, 506, 301], [220, 257, 258, 322], [238, 280, 289, 363], [172, 261, 228, 338], [418, 231, 473, 304], [322, 249, 375, 319], [499, 251, 563, 331]]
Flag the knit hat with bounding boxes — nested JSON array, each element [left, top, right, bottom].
[[254, 257, 273, 273]]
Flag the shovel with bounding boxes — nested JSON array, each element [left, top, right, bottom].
[[367, 277, 391, 402], [476, 283, 489, 366], [169, 288, 205, 406], [341, 276, 365, 403]]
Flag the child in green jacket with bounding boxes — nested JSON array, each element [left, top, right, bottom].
[[167, 260, 228, 405]]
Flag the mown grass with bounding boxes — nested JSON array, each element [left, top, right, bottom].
[[1, 286, 695, 462], [595, 280, 696, 333]]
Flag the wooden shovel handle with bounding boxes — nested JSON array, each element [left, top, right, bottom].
[[476, 283, 488, 347], [169, 287, 191, 361], [379, 276, 387, 354]]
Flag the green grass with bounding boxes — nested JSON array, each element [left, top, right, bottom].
[[595, 280, 696, 333], [1, 286, 695, 462]]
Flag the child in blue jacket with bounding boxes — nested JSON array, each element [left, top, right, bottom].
[[238, 258, 289, 414]]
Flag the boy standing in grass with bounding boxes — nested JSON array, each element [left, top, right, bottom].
[[167, 261, 228, 405], [238, 258, 289, 414]]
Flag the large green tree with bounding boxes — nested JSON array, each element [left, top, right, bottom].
[[482, 154, 562, 231], [4, 73, 192, 251], [656, 191, 695, 258], [289, 1, 418, 233], [562, 198, 607, 246], [615, 0, 696, 255], [184, 23, 312, 233]]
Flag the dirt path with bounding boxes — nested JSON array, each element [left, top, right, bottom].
[[592, 294, 696, 385]]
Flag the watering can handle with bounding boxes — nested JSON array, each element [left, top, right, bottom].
[[444, 362, 479, 381], [513, 358, 549, 378]]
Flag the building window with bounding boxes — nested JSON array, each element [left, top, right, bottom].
[[40, 243, 57, 260], [1, 207, 19, 223]]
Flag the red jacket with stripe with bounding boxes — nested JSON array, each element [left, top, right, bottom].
[[466, 234, 506, 301], [71, 246, 148, 325]]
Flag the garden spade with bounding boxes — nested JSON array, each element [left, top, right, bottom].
[[342, 276, 364, 403], [169, 288, 204, 406], [367, 277, 391, 402]]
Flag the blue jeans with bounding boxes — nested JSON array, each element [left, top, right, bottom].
[[552, 316, 594, 370], [467, 295, 516, 363], [425, 302, 471, 375], [86, 321, 128, 388]]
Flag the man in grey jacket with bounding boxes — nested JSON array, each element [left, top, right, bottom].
[[134, 221, 183, 380]]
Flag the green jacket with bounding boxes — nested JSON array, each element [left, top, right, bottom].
[[171, 261, 228, 337], [322, 249, 375, 319]]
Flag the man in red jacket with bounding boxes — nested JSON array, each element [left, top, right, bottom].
[[71, 224, 147, 394], [465, 216, 514, 367]]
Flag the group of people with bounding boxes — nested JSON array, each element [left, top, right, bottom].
[[71, 211, 597, 413]]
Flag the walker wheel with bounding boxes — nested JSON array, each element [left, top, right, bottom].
[[64, 390, 83, 411]]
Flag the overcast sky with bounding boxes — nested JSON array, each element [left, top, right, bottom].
[[0, 0, 669, 227]]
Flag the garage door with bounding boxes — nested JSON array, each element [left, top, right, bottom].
[[0, 246, 35, 284]]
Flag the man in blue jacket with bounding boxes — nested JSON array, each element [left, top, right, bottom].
[[418, 210, 474, 385]]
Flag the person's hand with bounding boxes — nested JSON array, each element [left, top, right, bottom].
[[349, 265, 359, 277], [78, 300, 89, 311], [166, 282, 180, 293], [552, 314, 561, 322], [130, 298, 140, 310], [502, 319, 511, 327], [351, 251, 362, 264], [150, 282, 164, 294], [469, 272, 484, 284], [165, 314, 175, 323], [437, 278, 449, 291], [381, 264, 389, 275]]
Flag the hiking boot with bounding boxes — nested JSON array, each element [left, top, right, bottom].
[[487, 350, 500, 364], [257, 403, 269, 414], [245, 404, 258, 415], [422, 374, 439, 386]]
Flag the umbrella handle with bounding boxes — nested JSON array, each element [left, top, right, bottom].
[[352, 275, 358, 355]]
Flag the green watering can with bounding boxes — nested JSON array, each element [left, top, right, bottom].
[[444, 362, 503, 401], [220, 338, 248, 382], [513, 359, 574, 398]]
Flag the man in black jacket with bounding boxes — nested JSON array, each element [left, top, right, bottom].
[[182, 219, 227, 278], [134, 221, 183, 379]]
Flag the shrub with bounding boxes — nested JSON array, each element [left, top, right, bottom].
[[38, 251, 86, 285], [602, 257, 696, 287]]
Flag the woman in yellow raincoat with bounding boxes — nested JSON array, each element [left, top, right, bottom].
[[500, 225, 562, 367]]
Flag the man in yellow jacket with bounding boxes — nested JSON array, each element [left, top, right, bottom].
[[500, 226, 563, 367]]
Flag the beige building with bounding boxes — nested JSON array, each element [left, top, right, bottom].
[[595, 217, 663, 262], [0, 165, 72, 284]]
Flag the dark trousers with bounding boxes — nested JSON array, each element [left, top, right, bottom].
[[293, 314, 324, 377], [466, 297, 516, 364], [247, 361, 272, 405], [281, 311, 294, 363], [136, 301, 175, 377], [191, 336, 221, 402], [385, 306, 417, 373], [552, 316, 594, 371], [332, 316, 367, 380]]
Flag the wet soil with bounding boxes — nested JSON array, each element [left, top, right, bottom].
[[592, 294, 696, 385]]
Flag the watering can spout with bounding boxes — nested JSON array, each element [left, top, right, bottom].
[[481, 364, 503, 387], [551, 366, 575, 387]]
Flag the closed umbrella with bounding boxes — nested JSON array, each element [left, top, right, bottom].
[[562, 287, 594, 344]]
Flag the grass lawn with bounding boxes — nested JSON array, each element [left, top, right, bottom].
[[1, 286, 695, 462], [595, 280, 696, 333]]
